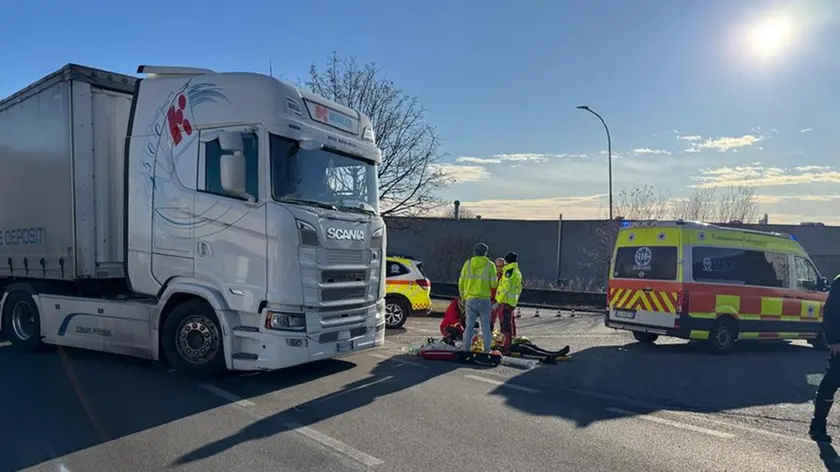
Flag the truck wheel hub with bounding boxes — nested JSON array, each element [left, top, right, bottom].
[[177, 316, 219, 363]]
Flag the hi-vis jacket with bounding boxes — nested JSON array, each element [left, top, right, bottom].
[[458, 256, 498, 300], [496, 262, 523, 307]]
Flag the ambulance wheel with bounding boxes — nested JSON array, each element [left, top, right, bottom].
[[162, 299, 226, 378], [385, 296, 409, 329], [809, 332, 829, 351], [2, 290, 43, 352], [707, 318, 737, 354], [632, 331, 658, 344]]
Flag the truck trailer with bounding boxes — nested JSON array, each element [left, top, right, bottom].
[[0, 63, 387, 376]]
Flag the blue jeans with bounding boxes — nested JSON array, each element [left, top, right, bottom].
[[462, 298, 492, 352]]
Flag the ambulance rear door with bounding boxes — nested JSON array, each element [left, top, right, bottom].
[[608, 226, 682, 332]]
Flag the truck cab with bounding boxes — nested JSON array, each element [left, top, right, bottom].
[[125, 66, 388, 372]]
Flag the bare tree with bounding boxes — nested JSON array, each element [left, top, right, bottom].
[[672, 186, 758, 223], [716, 185, 758, 223], [613, 185, 672, 220], [305, 52, 449, 216], [672, 187, 717, 221], [428, 233, 475, 281]]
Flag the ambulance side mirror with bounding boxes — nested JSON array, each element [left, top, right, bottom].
[[818, 277, 830, 292]]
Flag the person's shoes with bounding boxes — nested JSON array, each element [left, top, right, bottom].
[[809, 420, 832, 443], [558, 345, 571, 357]]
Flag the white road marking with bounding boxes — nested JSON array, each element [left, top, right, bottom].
[[285, 422, 384, 467], [368, 353, 428, 368], [606, 407, 735, 438], [58, 464, 71, 472], [199, 384, 255, 408], [464, 374, 540, 393]]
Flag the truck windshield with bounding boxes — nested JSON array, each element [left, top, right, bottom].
[[270, 134, 379, 215]]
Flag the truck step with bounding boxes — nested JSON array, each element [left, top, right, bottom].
[[232, 352, 258, 360]]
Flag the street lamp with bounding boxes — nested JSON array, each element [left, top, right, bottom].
[[576, 105, 613, 220]]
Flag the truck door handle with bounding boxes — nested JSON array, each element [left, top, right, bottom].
[[197, 241, 211, 257]]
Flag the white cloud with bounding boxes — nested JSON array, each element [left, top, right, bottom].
[[460, 194, 608, 220], [800, 128, 813, 133], [434, 164, 491, 183], [631, 148, 671, 155], [455, 153, 586, 165], [678, 135, 702, 141], [692, 164, 840, 188], [691, 134, 764, 152]]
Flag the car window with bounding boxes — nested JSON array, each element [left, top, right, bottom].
[[386, 261, 410, 277], [794, 256, 820, 291], [613, 246, 678, 281], [691, 247, 789, 288]]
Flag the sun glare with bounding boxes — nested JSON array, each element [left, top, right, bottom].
[[746, 16, 794, 59]]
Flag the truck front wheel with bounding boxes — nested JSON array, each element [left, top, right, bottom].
[[162, 299, 226, 378], [2, 290, 43, 352]]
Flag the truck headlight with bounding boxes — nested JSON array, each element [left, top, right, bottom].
[[375, 299, 385, 321], [265, 311, 306, 331]]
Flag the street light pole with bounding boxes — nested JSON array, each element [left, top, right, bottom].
[[576, 105, 613, 220]]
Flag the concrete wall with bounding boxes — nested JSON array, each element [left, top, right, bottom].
[[385, 217, 840, 292]]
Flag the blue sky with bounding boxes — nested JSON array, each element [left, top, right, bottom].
[[2, 0, 838, 223]]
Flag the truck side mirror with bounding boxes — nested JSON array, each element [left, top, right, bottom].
[[220, 151, 250, 199], [218, 131, 244, 154]]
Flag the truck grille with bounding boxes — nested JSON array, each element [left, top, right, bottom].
[[321, 270, 367, 284], [325, 249, 367, 265], [321, 287, 368, 302]]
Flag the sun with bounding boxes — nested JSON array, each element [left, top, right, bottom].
[[746, 17, 794, 59]]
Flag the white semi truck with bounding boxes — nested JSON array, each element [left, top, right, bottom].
[[0, 63, 387, 376]]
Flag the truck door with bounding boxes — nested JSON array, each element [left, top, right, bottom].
[[193, 127, 268, 315]]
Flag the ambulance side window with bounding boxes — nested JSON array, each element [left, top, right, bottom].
[[692, 247, 787, 288], [794, 256, 820, 291], [387, 261, 410, 278]]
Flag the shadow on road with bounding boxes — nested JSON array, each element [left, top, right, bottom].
[[817, 442, 840, 471], [171, 353, 461, 466], [0, 334, 419, 472], [489, 339, 826, 430]]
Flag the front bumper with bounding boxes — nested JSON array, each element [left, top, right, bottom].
[[230, 302, 386, 371]]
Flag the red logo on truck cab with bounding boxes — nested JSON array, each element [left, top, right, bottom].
[[166, 94, 193, 145]]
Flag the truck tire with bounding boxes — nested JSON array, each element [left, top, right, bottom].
[[707, 318, 737, 354], [162, 299, 226, 378], [632, 331, 658, 344], [385, 296, 409, 329], [2, 290, 43, 352]]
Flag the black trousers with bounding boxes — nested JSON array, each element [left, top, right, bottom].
[[814, 353, 840, 423]]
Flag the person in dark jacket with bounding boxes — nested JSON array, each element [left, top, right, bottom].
[[810, 275, 840, 442]]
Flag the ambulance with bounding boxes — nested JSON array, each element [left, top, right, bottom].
[[605, 220, 831, 354]]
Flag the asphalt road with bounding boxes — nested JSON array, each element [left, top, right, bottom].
[[3, 305, 840, 471]]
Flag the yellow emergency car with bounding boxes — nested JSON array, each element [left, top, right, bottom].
[[385, 254, 432, 328], [606, 220, 830, 354]]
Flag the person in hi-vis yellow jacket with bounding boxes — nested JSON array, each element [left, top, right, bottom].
[[458, 243, 498, 352]]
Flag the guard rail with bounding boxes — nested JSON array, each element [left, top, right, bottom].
[[430, 282, 607, 311]]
